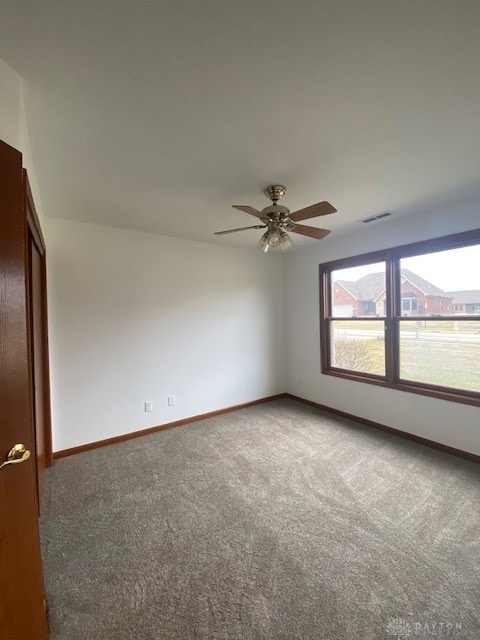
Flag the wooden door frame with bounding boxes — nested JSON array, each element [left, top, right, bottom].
[[24, 170, 53, 477]]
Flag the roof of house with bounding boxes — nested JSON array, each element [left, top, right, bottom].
[[337, 272, 386, 302], [447, 290, 480, 304], [401, 269, 451, 298], [336, 269, 451, 301]]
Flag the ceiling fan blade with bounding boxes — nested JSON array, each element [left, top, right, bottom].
[[289, 201, 337, 222], [214, 225, 266, 235], [232, 205, 265, 219], [291, 224, 331, 239]]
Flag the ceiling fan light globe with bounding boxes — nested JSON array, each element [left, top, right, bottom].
[[280, 231, 293, 250], [266, 227, 282, 248], [258, 232, 270, 253]]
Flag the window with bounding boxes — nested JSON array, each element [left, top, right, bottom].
[[320, 229, 480, 406], [401, 295, 418, 312]]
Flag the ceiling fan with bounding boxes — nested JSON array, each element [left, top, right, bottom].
[[214, 185, 336, 252]]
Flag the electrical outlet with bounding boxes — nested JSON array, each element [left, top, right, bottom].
[[144, 401, 153, 412], [168, 395, 175, 407]]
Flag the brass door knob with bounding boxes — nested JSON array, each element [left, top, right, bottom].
[[0, 444, 31, 470]]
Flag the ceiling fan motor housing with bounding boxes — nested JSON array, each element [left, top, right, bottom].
[[261, 204, 290, 219], [260, 204, 295, 233]]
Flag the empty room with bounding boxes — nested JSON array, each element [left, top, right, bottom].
[[1, 1, 479, 639]]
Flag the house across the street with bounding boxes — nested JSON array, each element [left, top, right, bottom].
[[448, 290, 480, 314], [333, 269, 456, 317]]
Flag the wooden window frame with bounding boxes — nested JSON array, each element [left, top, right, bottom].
[[319, 228, 480, 408]]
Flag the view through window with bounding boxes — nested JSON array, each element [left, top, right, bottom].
[[399, 246, 480, 393], [321, 231, 480, 404], [330, 262, 386, 376]]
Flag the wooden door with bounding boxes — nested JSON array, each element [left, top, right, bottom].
[[0, 140, 49, 639]]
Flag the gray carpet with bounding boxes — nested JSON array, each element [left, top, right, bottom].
[[41, 398, 480, 639]]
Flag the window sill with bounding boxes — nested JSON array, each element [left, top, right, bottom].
[[323, 368, 480, 408]]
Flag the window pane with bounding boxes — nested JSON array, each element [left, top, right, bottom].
[[331, 262, 386, 317], [331, 320, 385, 375], [399, 320, 480, 392], [400, 245, 480, 317]]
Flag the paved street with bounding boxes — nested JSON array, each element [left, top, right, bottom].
[[333, 328, 480, 345]]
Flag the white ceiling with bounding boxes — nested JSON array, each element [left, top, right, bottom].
[[1, 0, 480, 249]]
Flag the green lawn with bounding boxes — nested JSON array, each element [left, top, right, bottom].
[[333, 337, 480, 392], [399, 339, 480, 391]]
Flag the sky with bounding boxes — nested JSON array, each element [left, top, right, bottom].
[[402, 246, 480, 290], [332, 245, 480, 291]]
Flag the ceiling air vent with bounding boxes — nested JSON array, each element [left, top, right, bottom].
[[360, 211, 393, 224]]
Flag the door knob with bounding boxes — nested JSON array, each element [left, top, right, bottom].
[[0, 444, 31, 470]]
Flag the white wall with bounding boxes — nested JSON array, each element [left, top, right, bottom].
[[0, 58, 44, 218], [19, 86, 45, 219], [45, 218, 285, 451], [0, 59, 21, 148], [285, 202, 480, 456]]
